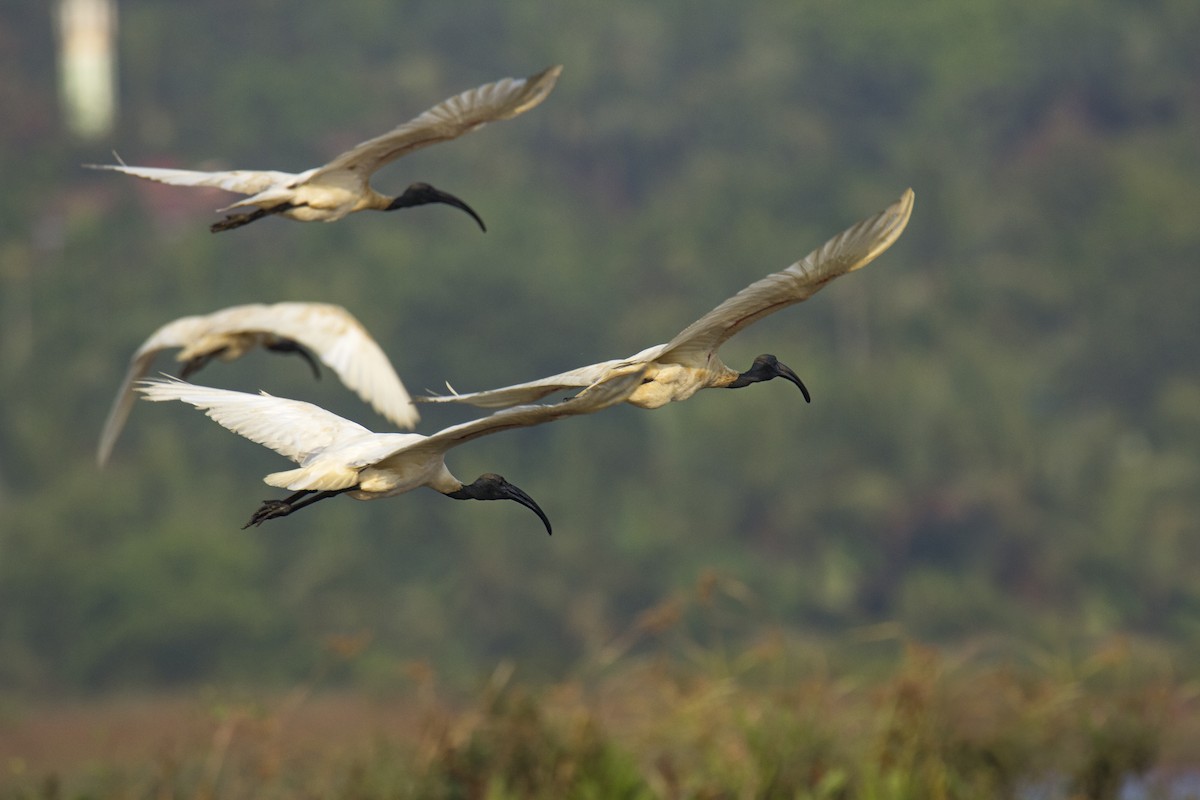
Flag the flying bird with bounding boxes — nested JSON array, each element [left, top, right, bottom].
[[98, 302, 417, 467], [418, 188, 914, 411], [134, 369, 645, 533], [85, 65, 563, 232]]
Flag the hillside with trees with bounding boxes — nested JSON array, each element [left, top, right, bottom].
[[1, 0, 1198, 697]]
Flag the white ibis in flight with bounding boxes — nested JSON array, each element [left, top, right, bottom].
[[134, 368, 645, 533], [86, 65, 562, 232], [418, 188, 914, 411]]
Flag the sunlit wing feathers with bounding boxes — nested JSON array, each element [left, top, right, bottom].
[[82, 164, 302, 197], [223, 303, 418, 429], [416, 357, 633, 409], [96, 351, 168, 468], [97, 312, 231, 468], [659, 188, 915, 365], [385, 368, 646, 467], [136, 377, 371, 465], [135, 369, 642, 491], [96, 302, 417, 467], [311, 65, 563, 181], [415, 191, 913, 410], [84, 66, 560, 215]]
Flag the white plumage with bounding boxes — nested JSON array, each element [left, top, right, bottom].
[[135, 369, 645, 532], [418, 188, 915, 410], [97, 302, 417, 466], [85, 65, 563, 232]]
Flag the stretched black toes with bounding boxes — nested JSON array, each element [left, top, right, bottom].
[[243, 499, 292, 529], [211, 215, 245, 233]]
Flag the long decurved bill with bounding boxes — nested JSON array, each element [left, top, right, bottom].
[[774, 361, 811, 403], [389, 182, 486, 231], [265, 338, 322, 380], [502, 482, 553, 536]]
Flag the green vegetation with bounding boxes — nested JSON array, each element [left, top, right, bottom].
[[1, 0, 1198, 792], [1, 593, 1193, 798]]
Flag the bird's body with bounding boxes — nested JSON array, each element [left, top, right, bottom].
[[627, 358, 731, 408], [135, 369, 644, 531], [262, 428, 453, 499], [463, 347, 725, 410], [98, 302, 417, 467], [86, 65, 563, 232], [419, 189, 915, 410]]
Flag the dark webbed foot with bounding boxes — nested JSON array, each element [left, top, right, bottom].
[[243, 498, 295, 528], [212, 212, 264, 233], [211, 203, 295, 233]]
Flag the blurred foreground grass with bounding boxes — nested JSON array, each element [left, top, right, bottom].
[[2, 574, 1197, 800]]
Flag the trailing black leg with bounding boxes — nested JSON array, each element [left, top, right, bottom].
[[211, 203, 296, 233], [243, 487, 354, 528]]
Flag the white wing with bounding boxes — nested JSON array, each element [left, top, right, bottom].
[[386, 368, 645, 467], [659, 188, 915, 366], [414, 192, 913, 409], [415, 357, 634, 409], [96, 303, 417, 467], [213, 303, 418, 430], [310, 65, 563, 181], [97, 311, 243, 467], [83, 164, 298, 197], [136, 377, 371, 465]]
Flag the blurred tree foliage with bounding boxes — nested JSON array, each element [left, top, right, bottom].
[[0, 0, 1197, 691]]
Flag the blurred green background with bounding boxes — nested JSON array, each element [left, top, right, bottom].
[[1, 0, 1198, 695]]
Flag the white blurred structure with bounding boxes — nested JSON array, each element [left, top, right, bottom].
[[56, 0, 117, 139]]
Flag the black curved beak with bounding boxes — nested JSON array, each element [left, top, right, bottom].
[[449, 473, 553, 534], [501, 482, 553, 536], [774, 361, 811, 403], [390, 182, 487, 232], [294, 347, 322, 381]]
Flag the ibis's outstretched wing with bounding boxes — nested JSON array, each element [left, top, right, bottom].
[[392, 369, 644, 467], [97, 302, 417, 467], [659, 188, 914, 366], [83, 164, 299, 197], [415, 191, 913, 410], [415, 357, 634, 409], [234, 303, 418, 430], [311, 65, 563, 182], [96, 312, 224, 467], [135, 377, 371, 465]]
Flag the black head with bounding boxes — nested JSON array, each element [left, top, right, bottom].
[[387, 182, 486, 232], [727, 354, 811, 402], [446, 472, 552, 535], [264, 336, 322, 380]]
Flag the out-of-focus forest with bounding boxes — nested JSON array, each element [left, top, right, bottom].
[[1, 0, 1198, 711]]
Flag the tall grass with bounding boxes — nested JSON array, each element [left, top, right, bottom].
[[2, 576, 1195, 799]]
